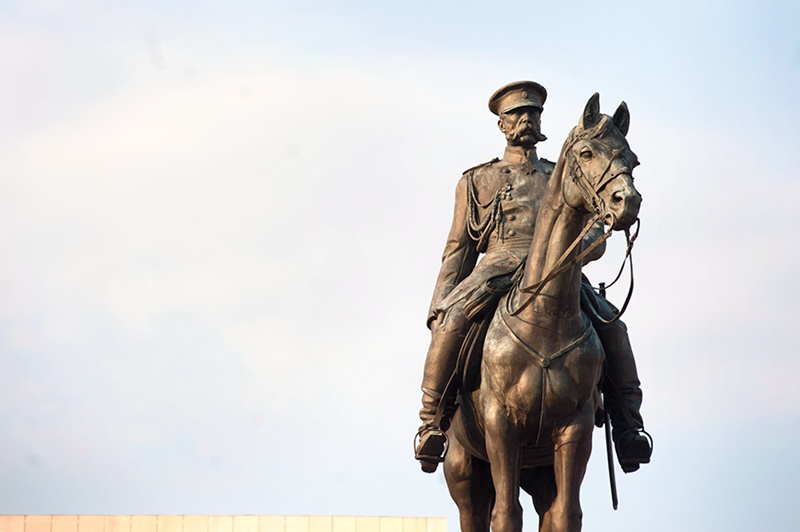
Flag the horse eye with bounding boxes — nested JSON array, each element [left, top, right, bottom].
[[580, 148, 592, 159]]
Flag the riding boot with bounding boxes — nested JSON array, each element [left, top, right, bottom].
[[415, 309, 468, 473]]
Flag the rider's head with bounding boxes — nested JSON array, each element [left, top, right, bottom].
[[490, 81, 548, 148]]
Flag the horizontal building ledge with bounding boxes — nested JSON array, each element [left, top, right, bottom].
[[0, 515, 446, 532]]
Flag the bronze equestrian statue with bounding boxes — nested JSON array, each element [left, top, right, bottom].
[[414, 82, 651, 531]]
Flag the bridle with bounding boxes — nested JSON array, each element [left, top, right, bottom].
[[508, 123, 639, 322], [568, 144, 629, 228]]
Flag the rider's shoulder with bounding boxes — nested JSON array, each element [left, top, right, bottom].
[[462, 157, 500, 177], [539, 157, 556, 169], [537, 157, 556, 177]]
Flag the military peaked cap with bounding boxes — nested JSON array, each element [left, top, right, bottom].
[[489, 81, 548, 115]]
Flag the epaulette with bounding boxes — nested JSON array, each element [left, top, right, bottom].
[[462, 157, 500, 175]]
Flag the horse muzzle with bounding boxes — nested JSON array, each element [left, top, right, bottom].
[[603, 179, 642, 231]]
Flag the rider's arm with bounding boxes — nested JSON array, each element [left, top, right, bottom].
[[427, 174, 479, 328]]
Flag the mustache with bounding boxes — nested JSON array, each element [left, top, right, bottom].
[[508, 124, 547, 143]]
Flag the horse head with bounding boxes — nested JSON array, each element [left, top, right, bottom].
[[561, 93, 642, 231]]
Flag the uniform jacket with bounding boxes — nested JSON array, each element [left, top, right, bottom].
[[427, 146, 555, 327]]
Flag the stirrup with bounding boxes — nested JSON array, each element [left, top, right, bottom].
[[414, 426, 449, 473]]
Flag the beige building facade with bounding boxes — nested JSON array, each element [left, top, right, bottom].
[[0, 516, 446, 532]]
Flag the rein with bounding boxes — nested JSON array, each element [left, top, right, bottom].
[[586, 219, 639, 325], [509, 213, 610, 316]]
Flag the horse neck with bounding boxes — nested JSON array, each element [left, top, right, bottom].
[[519, 158, 589, 322]]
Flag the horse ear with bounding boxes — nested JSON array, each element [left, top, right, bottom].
[[612, 101, 630, 136], [581, 93, 601, 130]]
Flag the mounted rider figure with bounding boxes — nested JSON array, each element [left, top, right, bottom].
[[414, 80, 653, 474]]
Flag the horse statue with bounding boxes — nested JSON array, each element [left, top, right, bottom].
[[443, 93, 643, 532]]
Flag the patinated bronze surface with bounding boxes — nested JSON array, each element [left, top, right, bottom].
[[415, 82, 650, 532]]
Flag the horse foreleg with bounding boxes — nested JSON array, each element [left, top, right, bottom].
[[443, 431, 494, 532], [484, 398, 523, 532], [542, 406, 594, 532]]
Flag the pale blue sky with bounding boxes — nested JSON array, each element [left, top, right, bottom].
[[2, 1, 799, 530]]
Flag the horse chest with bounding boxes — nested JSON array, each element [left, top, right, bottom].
[[483, 332, 603, 428]]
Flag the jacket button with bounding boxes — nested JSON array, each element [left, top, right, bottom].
[[508, 230, 517, 236]]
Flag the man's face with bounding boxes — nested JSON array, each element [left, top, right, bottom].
[[498, 106, 546, 148]]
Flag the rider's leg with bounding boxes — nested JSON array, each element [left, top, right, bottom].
[[595, 317, 652, 472], [416, 304, 468, 473], [580, 282, 652, 472]]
